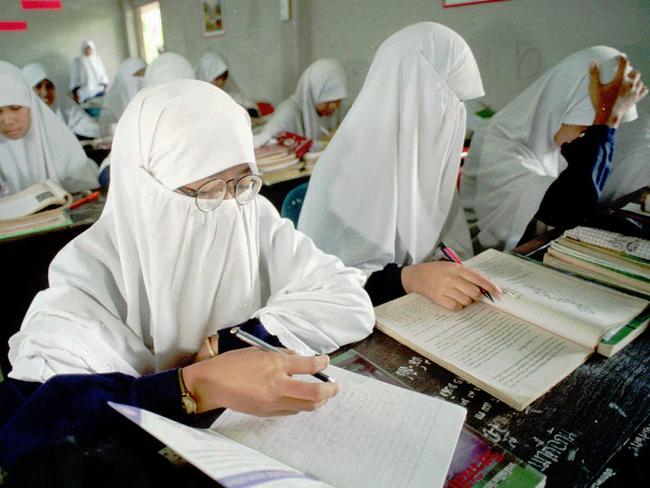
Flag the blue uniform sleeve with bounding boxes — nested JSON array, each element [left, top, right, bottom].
[[0, 318, 279, 470], [536, 124, 617, 228], [364, 263, 406, 306]]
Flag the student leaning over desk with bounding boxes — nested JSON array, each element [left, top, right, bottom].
[[460, 47, 648, 252], [0, 61, 99, 197], [253, 58, 347, 147], [0, 80, 374, 476], [298, 22, 501, 311]]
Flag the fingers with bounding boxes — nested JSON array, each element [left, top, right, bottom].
[[275, 396, 331, 414], [615, 55, 629, 81], [460, 267, 502, 298], [437, 295, 465, 311], [444, 287, 474, 307], [284, 354, 330, 376], [281, 376, 339, 402], [589, 61, 601, 90]]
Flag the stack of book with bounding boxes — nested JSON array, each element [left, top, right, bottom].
[[543, 226, 650, 298], [254, 143, 301, 174]]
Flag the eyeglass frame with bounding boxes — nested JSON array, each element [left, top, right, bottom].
[[177, 173, 263, 212]]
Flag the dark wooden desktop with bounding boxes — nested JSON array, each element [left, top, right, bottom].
[[330, 187, 650, 487]]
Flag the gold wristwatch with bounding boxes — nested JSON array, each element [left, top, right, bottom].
[[178, 367, 197, 415]]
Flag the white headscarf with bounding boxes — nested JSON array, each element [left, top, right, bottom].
[[22, 62, 101, 139], [195, 51, 256, 111], [8, 79, 373, 382], [0, 61, 99, 196], [144, 52, 194, 88], [99, 57, 146, 132], [255, 58, 348, 146], [298, 22, 484, 274], [69, 39, 109, 102], [601, 105, 650, 203], [461, 46, 638, 251]]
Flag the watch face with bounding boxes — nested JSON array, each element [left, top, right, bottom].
[[182, 395, 197, 415]]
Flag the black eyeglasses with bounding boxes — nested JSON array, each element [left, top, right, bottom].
[[178, 173, 263, 212]]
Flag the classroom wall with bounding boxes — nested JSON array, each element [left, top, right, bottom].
[[0, 0, 129, 93], [156, 0, 305, 105], [301, 0, 650, 111]]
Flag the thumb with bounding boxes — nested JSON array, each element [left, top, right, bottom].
[[589, 61, 601, 90]]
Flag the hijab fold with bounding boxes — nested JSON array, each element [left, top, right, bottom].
[[298, 22, 484, 274]]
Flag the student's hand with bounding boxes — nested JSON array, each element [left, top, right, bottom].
[[182, 348, 338, 416], [589, 56, 648, 128], [401, 261, 502, 311]]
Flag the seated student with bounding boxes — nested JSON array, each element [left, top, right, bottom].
[[196, 51, 258, 117], [0, 61, 99, 197], [460, 47, 647, 251], [253, 58, 347, 147], [298, 22, 501, 310], [22, 62, 101, 139], [1, 79, 374, 473], [143, 52, 195, 88], [99, 57, 146, 136], [69, 39, 109, 103], [601, 105, 650, 204]]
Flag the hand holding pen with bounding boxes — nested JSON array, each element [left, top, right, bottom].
[[401, 244, 501, 311], [438, 242, 495, 303], [231, 327, 335, 383]]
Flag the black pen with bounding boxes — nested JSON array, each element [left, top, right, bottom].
[[438, 242, 495, 303], [230, 327, 335, 383]]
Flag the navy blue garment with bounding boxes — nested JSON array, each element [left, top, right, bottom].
[[0, 318, 280, 471], [364, 263, 406, 306], [535, 124, 616, 228]]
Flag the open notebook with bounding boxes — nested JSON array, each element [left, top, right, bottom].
[[111, 366, 466, 488], [375, 249, 649, 411]]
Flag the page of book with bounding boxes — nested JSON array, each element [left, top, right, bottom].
[[110, 402, 332, 488], [213, 366, 466, 488], [0, 180, 70, 220], [375, 293, 592, 410], [465, 249, 648, 349]]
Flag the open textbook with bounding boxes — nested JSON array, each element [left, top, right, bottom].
[[111, 366, 466, 488], [0, 180, 73, 239], [375, 249, 649, 411]]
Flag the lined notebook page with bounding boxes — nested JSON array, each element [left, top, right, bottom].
[[213, 366, 466, 488]]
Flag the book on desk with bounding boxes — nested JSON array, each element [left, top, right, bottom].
[[111, 366, 466, 488], [375, 249, 649, 411], [0, 180, 74, 240]]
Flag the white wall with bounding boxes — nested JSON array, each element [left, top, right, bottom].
[[0, 0, 129, 92], [301, 0, 650, 111], [157, 0, 306, 105]]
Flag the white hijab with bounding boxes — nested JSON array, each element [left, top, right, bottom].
[[69, 39, 109, 102], [0, 61, 99, 196], [144, 52, 194, 88], [8, 79, 373, 382], [22, 62, 101, 139], [255, 58, 347, 146], [601, 105, 650, 203], [461, 46, 638, 251], [298, 22, 484, 274], [195, 51, 255, 110], [99, 57, 146, 132]]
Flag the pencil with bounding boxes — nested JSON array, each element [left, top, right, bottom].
[[230, 327, 335, 383], [70, 190, 101, 209], [438, 242, 494, 303]]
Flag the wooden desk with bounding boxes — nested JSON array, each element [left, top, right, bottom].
[[1, 199, 104, 376], [333, 328, 649, 487]]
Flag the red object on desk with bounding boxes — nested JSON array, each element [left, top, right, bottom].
[[70, 191, 101, 209], [256, 102, 274, 116]]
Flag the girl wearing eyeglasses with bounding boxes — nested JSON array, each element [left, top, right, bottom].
[[1, 79, 374, 473]]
